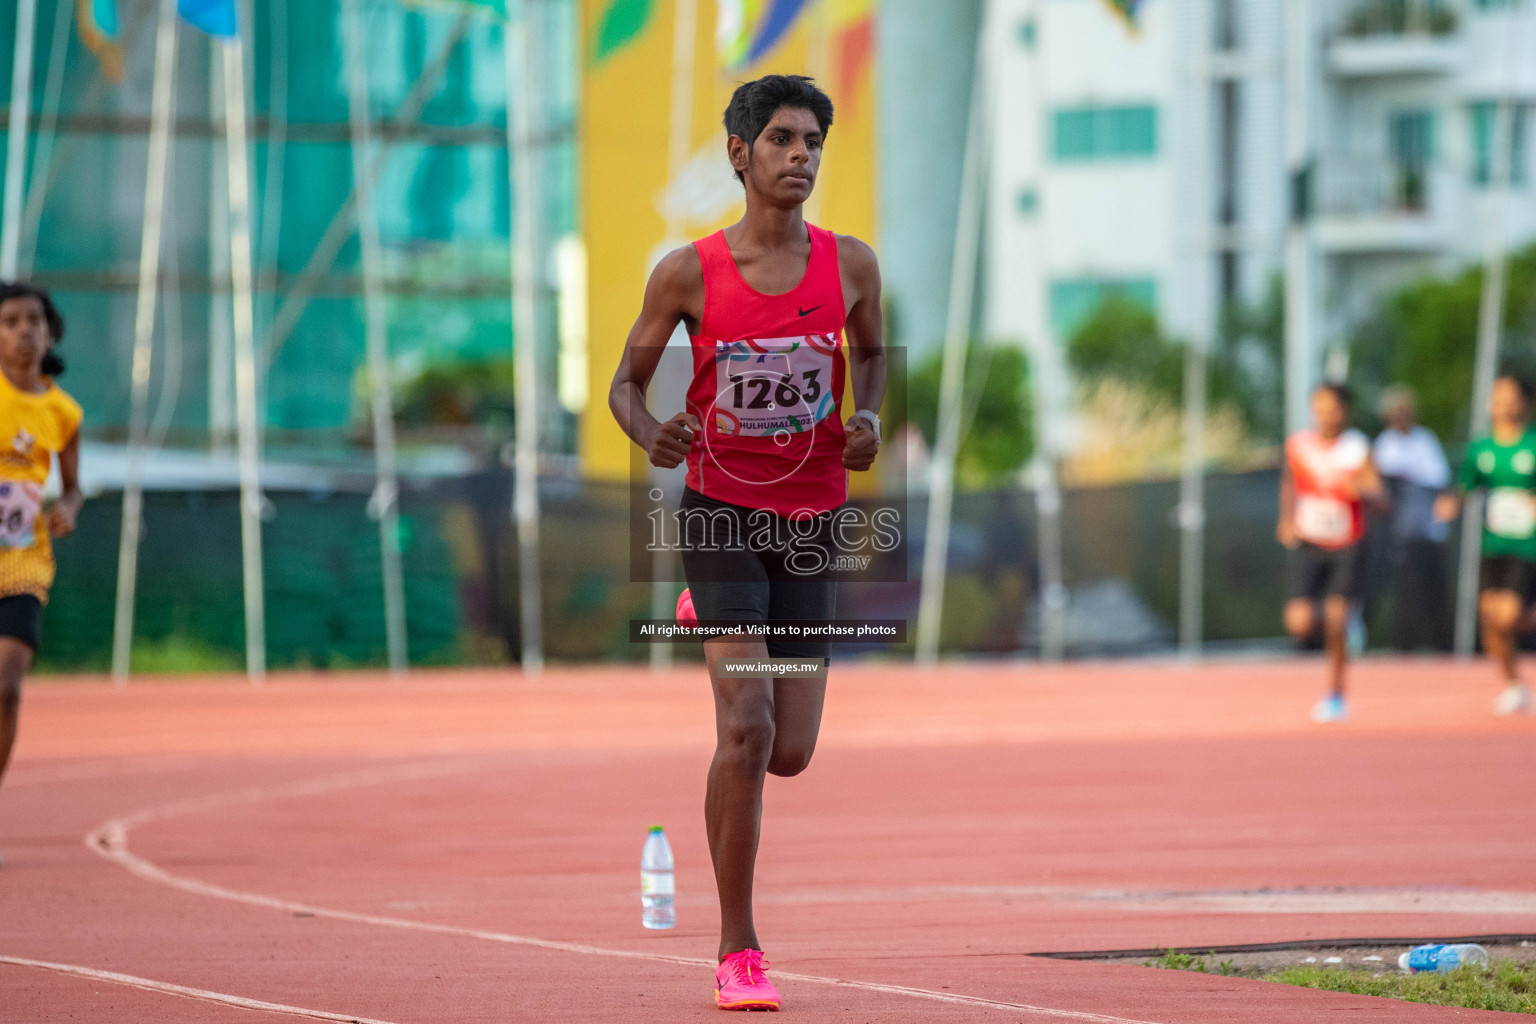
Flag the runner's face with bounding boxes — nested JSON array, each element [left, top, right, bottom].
[[1311, 389, 1346, 437], [734, 105, 823, 206], [1491, 379, 1529, 427], [0, 297, 49, 372]]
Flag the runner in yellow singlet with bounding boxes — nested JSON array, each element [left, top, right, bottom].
[[0, 283, 84, 865]]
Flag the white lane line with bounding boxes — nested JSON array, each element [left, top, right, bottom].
[[83, 760, 1165, 1024], [0, 954, 401, 1023], [760, 884, 1536, 915]]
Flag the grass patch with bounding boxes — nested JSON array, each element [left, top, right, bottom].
[[1145, 948, 1536, 1014], [1267, 962, 1536, 1014], [128, 635, 244, 674], [1144, 949, 1238, 976]]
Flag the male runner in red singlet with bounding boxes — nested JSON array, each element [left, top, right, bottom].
[[1278, 383, 1385, 723], [610, 75, 885, 1011]]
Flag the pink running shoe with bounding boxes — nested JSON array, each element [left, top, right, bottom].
[[715, 949, 780, 1011], [677, 588, 698, 628]]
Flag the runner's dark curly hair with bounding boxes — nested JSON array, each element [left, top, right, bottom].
[[1314, 380, 1352, 411], [0, 281, 66, 377], [723, 75, 834, 185], [1497, 371, 1535, 404]]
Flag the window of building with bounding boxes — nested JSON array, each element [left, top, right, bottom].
[[1018, 18, 1037, 47], [1051, 105, 1159, 162], [1017, 188, 1039, 215], [1390, 109, 1435, 168], [1049, 278, 1158, 340], [1471, 0, 1519, 9], [1390, 109, 1435, 210], [1471, 102, 1529, 186]]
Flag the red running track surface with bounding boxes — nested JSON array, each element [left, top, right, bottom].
[[2, 658, 1534, 1022]]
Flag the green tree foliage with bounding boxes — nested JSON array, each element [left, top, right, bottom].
[[391, 358, 517, 430], [1348, 243, 1536, 442], [1066, 294, 1279, 441], [893, 342, 1034, 486]]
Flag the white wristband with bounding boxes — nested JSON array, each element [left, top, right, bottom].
[[851, 409, 882, 444]]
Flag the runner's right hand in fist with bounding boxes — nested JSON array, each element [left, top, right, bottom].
[[647, 412, 699, 469]]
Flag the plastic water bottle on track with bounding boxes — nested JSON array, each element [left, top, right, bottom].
[[1398, 944, 1489, 973], [641, 825, 675, 929]]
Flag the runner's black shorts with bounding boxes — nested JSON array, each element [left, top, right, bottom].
[[678, 486, 836, 662], [0, 594, 42, 652], [1286, 542, 1363, 603], [1480, 554, 1536, 600]]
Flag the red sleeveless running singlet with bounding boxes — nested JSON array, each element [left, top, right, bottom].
[[685, 224, 848, 517]]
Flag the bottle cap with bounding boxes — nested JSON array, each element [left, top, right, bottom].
[[648, 825, 664, 833]]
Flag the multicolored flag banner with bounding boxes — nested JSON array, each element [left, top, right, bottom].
[[717, 0, 810, 70], [404, 0, 509, 17], [591, 0, 652, 65], [178, 0, 238, 37], [1101, 0, 1146, 28], [77, 0, 125, 82]]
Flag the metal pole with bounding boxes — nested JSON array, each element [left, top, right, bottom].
[[1282, 0, 1313, 436], [1178, 341, 1208, 660], [507, 5, 543, 673], [1011, 0, 1066, 662], [1033, 458, 1066, 660], [650, 0, 697, 673], [344, 0, 409, 676], [1455, 100, 1517, 657], [1, 0, 38, 279], [110, 0, 178, 684], [915, 0, 991, 666], [16, 0, 71, 277], [208, 39, 233, 451], [223, 36, 266, 682], [260, 13, 474, 378]]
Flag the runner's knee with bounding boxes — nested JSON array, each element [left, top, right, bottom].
[[766, 742, 814, 778], [1283, 602, 1314, 638], [718, 701, 775, 767], [1480, 593, 1520, 630]]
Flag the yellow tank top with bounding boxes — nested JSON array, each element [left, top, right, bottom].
[[0, 371, 83, 601]]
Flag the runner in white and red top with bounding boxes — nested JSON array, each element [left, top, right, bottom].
[[609, 75, 885, 1012], [1278, 383, 1386, 723]]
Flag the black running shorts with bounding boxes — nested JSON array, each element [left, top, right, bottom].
[[1480, 554, 1536, 600], [677, 487, 836, 662], [1285, 542, 1363, 603], [0, 594, 42, 652]]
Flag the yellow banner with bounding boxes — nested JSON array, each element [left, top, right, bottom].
[[579, 0, 879, 481]]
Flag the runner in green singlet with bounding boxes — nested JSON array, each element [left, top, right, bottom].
[[1436, 374, 1536, 715]]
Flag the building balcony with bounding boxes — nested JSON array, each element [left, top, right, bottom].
[[1314, 159, 1448, 253], [1330, 0, 1460, 76]]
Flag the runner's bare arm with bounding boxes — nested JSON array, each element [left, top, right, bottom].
[[1356, 457, 1390, 514], [609, 247, 706, 469], [838, 235, 884, 472], [1277, 461, 1298, 548], [1433, 491, 1463, 522], [1434, 455, 1476, 522], [47, 430, 83, 537]]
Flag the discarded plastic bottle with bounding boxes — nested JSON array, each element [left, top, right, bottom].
[[1397, 944, 1489, 973], [641, 825, 675, 929]]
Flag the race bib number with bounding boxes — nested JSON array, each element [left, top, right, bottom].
[[1487, 487, 1536, 539], [0, 479, 41, 550], [1295, 494, 1353, 546], [713, 335, 838, 438]]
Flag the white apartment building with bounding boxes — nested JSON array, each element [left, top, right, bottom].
[[982, 0, 1536, 443]]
